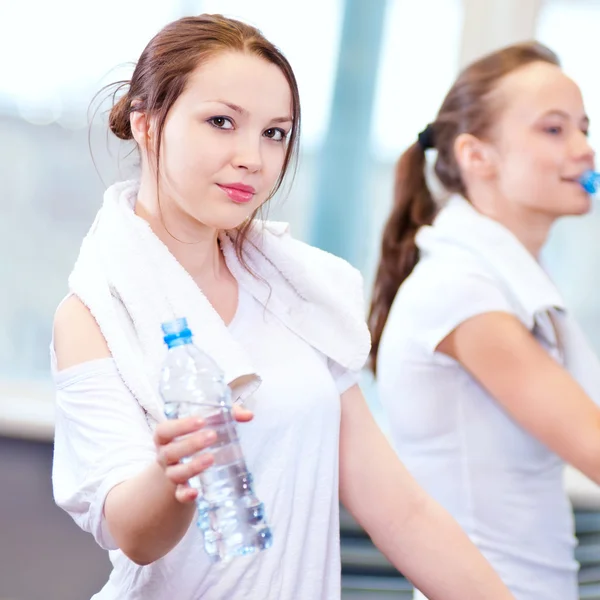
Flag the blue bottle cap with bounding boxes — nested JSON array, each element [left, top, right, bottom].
[[161, 317, 193, 348], [579, 170, 599, 194]]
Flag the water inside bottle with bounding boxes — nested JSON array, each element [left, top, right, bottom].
[[163, 401, 273, 560]]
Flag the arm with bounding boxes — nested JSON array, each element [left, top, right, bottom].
[[437, 311, 600, 484], [339, 385, 514, 600], [53, 295, 252, 565], [103, 426, 209, 565]]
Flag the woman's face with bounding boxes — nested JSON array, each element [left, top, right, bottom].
[[141, 50, 293, 236], [478, 61, 595, 220]]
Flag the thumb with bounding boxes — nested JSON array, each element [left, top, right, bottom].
[[232, 403, 254, 422]]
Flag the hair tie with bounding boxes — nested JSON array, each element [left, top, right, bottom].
[[417, 124, 435, 151]]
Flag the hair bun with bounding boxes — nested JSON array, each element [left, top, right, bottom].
[[108, 93, 133, 140]]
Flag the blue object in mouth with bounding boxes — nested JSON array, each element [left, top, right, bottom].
[[579, 170, 600, 194]]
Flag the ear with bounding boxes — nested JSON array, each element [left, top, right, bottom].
[[130, 106, 156, 154], [454, 132, 497, 180]]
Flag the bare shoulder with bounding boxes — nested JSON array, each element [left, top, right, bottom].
[[53, 295, 111, 370]]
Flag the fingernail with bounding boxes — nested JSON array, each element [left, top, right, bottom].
[[205, 430, 217, 442]]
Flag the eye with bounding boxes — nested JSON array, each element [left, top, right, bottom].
[[207, 116, 234, 130], [264, 127, 287, 142], [545, 125, 563, 135]]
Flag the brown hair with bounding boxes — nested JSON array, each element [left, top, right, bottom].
[[368, 41, 560, 373], [105, 13, 301, 256]]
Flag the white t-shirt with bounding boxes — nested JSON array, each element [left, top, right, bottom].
[[52, 286, 358, 600], [377, 196, 600, 600]]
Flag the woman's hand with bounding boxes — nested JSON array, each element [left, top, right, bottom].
[[154, 405, 254, 503]]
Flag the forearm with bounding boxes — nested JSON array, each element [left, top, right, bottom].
[[343, 454, 512, 599], [104, 460, 196, 565], [370, 490, 512, 599], [342, 443, 513, 600], [339, 386, 513, 599]]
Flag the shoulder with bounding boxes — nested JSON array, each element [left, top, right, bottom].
[[53, 295, 111, 371]]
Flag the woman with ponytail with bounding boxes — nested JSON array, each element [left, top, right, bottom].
[[370, 41, 600, 599]]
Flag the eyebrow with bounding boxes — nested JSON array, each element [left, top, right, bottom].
[[542, 109, 590, 126], [210, 100, 293, 124]]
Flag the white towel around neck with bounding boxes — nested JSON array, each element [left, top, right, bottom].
[[67, 180, 370, 423]]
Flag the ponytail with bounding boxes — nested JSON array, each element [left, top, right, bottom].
[[368, 141, 437, 374]]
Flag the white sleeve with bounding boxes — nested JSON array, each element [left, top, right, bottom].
[[327, 358, 361, 395], [52, 358, 156, 551], [412, 270, 516, 354]]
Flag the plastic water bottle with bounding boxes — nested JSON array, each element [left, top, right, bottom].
[[579, 170, 600, 194], [158, 317, 272, 562]]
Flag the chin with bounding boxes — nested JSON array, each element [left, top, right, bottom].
[[195, 203, 257, 232], [567, 194, 593, 216], [549, 186, 593, 218]]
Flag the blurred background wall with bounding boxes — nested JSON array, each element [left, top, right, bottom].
[[1, 1, 600, 598]]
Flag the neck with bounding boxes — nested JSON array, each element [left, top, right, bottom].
[[134, 178, 226, 285], [468, 190, 554, 258]]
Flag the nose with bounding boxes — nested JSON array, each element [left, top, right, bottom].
[[232, 132, 262, 173], [573, 130, 595, 166]]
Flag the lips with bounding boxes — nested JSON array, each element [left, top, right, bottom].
[[217, 183, 256, 204], [563, 168, 596, 183]]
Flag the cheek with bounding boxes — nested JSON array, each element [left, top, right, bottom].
[[263, 144, 287, 184], [501, 140, 557, 187], [163, 131, 220, 183]]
